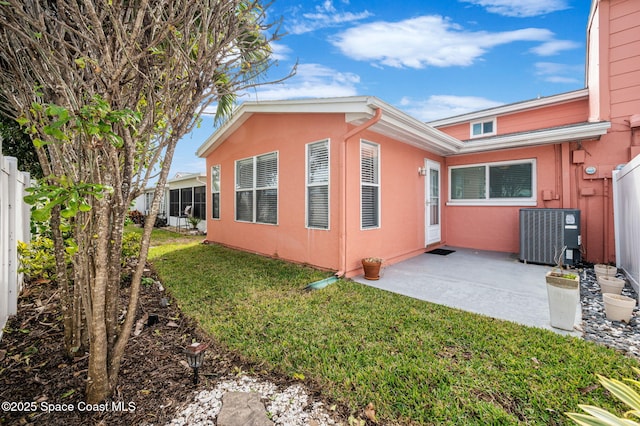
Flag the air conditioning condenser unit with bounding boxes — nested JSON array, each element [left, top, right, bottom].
[[519, 208, 581, 266]]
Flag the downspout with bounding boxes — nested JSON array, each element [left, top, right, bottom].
[[603, 177, 610, 263], [561, 144, 572, 209], [336, 106, 383, 277]]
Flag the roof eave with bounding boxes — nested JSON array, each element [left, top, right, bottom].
[[196, 97, 380, 158], [428, 89, 590, 128], [197, 96, 465, 158], [362, 100, 464, 155], [456, 121, 611, 155]]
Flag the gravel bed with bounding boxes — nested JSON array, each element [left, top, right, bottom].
[[580, 267, 640, 358], [167, 375, 337, 426]]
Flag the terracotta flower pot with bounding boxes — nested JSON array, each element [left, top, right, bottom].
[[598, 275, 625, 295], [603, 293, 636, 323], [362, 258, 382, 280], [594, 264, 617, 279]]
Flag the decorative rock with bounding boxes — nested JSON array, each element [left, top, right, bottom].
[[217, 392, 273, 426], [167, 376, 337, 426], [580, 268, 640, 358]]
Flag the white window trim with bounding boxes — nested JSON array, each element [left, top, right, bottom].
[[360, 140, 381, 230], [234, 151, 279, 225], [305, 139, 330, 230], [447, 158, 537, 206], [470, 118, 497, 139], [211, 164, 221, 220]]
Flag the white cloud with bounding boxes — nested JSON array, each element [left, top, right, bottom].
[[243, 63, 360, 100], [269, 42, 291, 61], [399, 95, 503, 122], [287, 0, 372, 35], [534, 62, 583, 84], [331, 15, 553, 69], [530, 39, 581, 56], [459, 0, 570, 17]]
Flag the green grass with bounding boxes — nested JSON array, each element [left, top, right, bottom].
[[124, 225, 202, 246], [149, 241, 639, 425]]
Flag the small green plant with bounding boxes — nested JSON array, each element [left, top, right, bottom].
[[17, 237, 64, 279], [121, 231, 142, 266], [567, 368, 640, 425], [187, 215, 201, 230], [141, 277, 155, 287]]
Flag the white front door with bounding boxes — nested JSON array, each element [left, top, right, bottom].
[[425, 160, 441, 245]]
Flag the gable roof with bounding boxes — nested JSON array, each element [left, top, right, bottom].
[[196, 96, 464, 157], [196, 94, 611, 158]]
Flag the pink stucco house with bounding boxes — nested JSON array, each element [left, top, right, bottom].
[[197, 0, 640, 277]]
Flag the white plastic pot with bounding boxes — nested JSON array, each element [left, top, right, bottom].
[[546, 272, 580, 331]]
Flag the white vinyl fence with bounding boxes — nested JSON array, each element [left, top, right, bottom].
[[613, 153, 640, 300], [0, 152, 31, 341]]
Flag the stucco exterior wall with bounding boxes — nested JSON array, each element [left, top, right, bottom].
[[342, 129, 443, 275], [205, 113, 347, 271], [204, 112, 446, 276], [443, 145, 558, 254], [437, 98, 589, 141]]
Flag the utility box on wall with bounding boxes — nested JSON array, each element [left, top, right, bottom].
[[519, 208, 581, 266]]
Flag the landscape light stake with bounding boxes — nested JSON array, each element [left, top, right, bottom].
[[184, 342, 208, 385]]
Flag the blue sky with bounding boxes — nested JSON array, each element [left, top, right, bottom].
[[170, 0, 592, 177]]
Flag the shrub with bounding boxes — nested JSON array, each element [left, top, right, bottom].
[[18, 231, 142, 280], [128, 209, 144, 225], [121, 231, 142, 266], [17, 237, 62, 279]]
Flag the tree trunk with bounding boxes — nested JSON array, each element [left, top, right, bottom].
[[85, 201, 112, 404]]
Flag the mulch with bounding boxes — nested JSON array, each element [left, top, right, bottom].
[[0, 267, 348, 425]]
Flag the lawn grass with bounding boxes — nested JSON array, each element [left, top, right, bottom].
[[149, 241, 639, 425], [124, 225, 202, 246]]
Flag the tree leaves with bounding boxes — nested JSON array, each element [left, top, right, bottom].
[[24, 179, 112, 224]]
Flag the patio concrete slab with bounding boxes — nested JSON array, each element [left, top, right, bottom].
[[352, 247, 581, 336]]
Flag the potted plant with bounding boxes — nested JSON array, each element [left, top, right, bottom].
[[362, 257, 383, 280], [545, 247, 580, 331], [186, 215, 201, 232]]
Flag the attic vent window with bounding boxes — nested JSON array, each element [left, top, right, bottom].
[[471, 118, 496, 138]]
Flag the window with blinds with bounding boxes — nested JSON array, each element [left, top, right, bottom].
[[306, 140, 329, 229], [450, 159, 535, 205], [361, 141, 380, 229], [235, 152, 278, 224], [211, 165, 220, 219]]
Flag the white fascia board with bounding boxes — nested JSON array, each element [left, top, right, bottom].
[[196, 97, 378, 158], [428, 89, 590, 128], [362, 103, 464, 155], [457, 121, 611, 154]]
